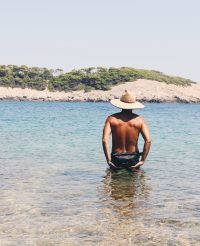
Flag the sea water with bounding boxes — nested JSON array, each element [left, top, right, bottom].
[[0, 101, 200, 245]]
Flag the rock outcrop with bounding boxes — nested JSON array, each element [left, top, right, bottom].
[[0, 79, 200, 103]]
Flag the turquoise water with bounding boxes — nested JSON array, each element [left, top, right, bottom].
[[0, 101, 200, 245]]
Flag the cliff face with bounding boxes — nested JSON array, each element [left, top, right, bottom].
[[0, 79, 200, 103]]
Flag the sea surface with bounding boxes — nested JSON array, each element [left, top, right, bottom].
[[0, 101, 200, 246]]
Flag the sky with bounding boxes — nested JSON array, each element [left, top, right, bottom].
[[1, 0, 200, 81]]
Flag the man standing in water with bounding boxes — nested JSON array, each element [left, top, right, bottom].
[[102, 90, 151, 170]]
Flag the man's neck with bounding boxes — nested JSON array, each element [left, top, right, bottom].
[[121, 109, 133, 114]]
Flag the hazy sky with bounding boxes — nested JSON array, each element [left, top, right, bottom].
[[1, 0, 200, 81]]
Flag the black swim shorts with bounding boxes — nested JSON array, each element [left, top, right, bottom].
[[111, 152, 140, 169]]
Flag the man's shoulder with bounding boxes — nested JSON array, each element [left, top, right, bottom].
[[134, 114, 144, 120], [132, 115, 146, 127], [106, 113, 120, 123], [130, 113, 143, 120], [135, 115, 146, 123]]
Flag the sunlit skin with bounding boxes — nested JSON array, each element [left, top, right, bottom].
[[102, 109, 151, 170]]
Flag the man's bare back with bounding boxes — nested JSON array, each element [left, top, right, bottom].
[[102, 109, 151, 170], [109, 112, 142, 153]]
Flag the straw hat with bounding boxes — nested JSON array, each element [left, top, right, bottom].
[[110, 90, 144, 109]]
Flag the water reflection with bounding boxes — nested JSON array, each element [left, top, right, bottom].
[[102, 169, 151, 218]]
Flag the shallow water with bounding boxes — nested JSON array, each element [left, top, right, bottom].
[[0, 101, 200, 245]]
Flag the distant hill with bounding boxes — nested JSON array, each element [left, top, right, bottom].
[[0, 65, 196, 92]]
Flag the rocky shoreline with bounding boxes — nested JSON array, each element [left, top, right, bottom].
[[0, 79, 200, 103]]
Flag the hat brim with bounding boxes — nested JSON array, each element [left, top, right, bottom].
[[110, 99, 144, 109]]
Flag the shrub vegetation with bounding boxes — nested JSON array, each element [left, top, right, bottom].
[[0, 65, 195, 92]]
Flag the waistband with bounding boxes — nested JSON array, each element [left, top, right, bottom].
[[111, 152, 143, 156]]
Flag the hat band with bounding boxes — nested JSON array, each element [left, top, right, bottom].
[[120, 99, 136, 103]]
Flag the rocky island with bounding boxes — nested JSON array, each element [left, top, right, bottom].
[[0, 65, 199, 103]]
